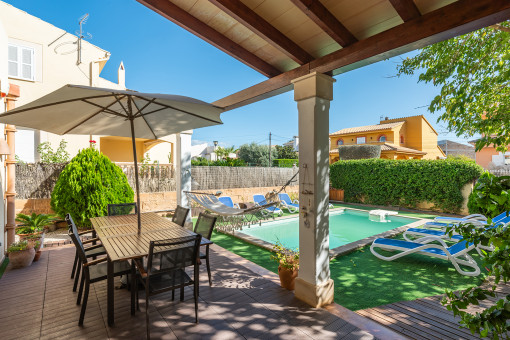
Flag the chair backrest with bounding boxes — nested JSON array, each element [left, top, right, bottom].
[[108, 203, 137, 216], [66, 214, 88, 265], [218, 196, 234, 208], [194, 212, 217, 240], [253, 194, 266, 205], [146, 234, 202, 277], [278, 193, 292, 204], [172, 205, 190, 227]]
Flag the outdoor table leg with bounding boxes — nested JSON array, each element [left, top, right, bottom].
[[107, 256, 114, 326]]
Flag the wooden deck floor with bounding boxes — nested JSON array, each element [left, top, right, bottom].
[[0, 245, 383, 340], [358, 281, 510, 340]]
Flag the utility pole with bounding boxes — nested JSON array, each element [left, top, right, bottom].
[[269, 132, 272, 167]]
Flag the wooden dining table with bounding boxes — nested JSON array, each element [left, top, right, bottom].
[[91, 212, 211, 326]]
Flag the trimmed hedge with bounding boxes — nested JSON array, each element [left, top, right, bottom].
[[338, 144, 381, 160], [330, 158, 483, 213], [273, 159, 299, 167]]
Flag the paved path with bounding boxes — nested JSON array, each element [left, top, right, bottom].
[[0, 244, 396, 340]]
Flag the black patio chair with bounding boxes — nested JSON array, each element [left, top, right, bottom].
[[172, 205, 190, 227], [194, 212, 217, 286], [66, 214, 131, 326], [68, 215, 106, 292], [108, 202, 138, 216], [132, 234, 202, 339]]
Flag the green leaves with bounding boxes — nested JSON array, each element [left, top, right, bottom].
[[397, 21, 510, 152], [330, 158, 483, 213], [467, 172, 510, 217], [50, 148, 134, 227]]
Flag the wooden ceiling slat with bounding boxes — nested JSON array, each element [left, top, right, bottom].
[[289, 0, 358, 47], [209, 0, 313, 65], [136, 0, 280, 78], [388, 0, 421, 22], [213, 0, 510, 110]]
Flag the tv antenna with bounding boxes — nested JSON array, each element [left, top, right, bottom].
[[76, 13, 92, 65]]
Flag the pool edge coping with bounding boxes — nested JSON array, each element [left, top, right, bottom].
[[225, 207, 430, 258]]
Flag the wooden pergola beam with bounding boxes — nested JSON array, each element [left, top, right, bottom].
[[209, 0, 313, 65], [289, 0, 357, 47], [213, 0, 510, 110], [136, 0, 280, 78], [388, 0, 421, 22]]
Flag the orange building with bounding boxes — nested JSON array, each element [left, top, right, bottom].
[[329, 115, 445, 163], [469, 138, 510, 169]]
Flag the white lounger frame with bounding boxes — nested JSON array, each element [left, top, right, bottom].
[[370, 237, 481, 277]]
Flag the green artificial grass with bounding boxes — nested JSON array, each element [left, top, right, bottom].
[[212, 230, 279, 273], [210, 230, 486, 311]]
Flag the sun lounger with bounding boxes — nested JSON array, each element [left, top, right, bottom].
[[218, 196, 240, 209], [422, 211, 510, 230], [278, 193, 299, 213], [370, 237, 480, 276], [253, 194, 283, 217]]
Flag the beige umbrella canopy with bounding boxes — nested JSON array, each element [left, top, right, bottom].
[[0, 84, 224, 232]]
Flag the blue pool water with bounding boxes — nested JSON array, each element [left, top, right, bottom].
[[240, 209, 415, 250]]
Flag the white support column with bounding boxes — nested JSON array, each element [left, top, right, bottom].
[[292, 72, 335, 308], [176, 130, 193, 229]]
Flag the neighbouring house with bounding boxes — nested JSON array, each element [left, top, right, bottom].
[[191, 142, 218, 161], [329, 115, 446, 163], [469, 137, 510, 169], [0, 1, 175, 165], [438, 140, 475, 159], [283, 136, 299, 152]]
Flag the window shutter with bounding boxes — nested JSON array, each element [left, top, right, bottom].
[[21, 47, 34, 80], [8, 45, 18, 77]]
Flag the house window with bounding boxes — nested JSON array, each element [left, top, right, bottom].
[[337, 139, 344, 146], [8, 44, 35, 81], [356, 137, 366, 144], [378, 135, 386, 142], [400, 135, 404, 144]]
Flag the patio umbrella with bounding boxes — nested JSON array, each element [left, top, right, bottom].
[[0, 84, 223, 233]]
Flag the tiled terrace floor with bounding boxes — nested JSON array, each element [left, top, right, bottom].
[[0, 244, 396, 340]]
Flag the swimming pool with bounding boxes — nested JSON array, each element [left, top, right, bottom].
[[239, 209, 415, 250]]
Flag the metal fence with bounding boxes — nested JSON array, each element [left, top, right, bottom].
[[489, 169, 510, 177]]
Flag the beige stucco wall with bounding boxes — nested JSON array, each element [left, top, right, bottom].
[[15, 186, 300, 216], [0, 2, 177, 164], [0, 12, 7, 260]]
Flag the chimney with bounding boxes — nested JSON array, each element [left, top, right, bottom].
[[385, 116, 389, 120], [118, 61, 125, 88]]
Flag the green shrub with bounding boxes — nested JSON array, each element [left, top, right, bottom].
[[467, 172, 510, 218], [272, 159, 299, 167], [191, 157, 245, 167], [50, 148, 134, 227], [330, 158, 483, 213], [338, 144, 381, 160]]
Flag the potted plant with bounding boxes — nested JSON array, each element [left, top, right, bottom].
[[15, 212, 55, 239], [7, 240, 36, 268], [15, 213, 55, 259], [270, 241, 299, 290]]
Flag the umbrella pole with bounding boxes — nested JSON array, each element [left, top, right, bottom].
[[129, 117, 142, 235]]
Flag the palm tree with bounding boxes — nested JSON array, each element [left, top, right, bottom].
[[215, 146, 237, 159]]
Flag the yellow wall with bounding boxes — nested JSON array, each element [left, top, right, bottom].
[[100, 137, 146, 162], [329, 115, 445, 163], [331, 130, 394, 147]]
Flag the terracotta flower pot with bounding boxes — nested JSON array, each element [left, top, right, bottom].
[[278, 265, 298, 290], [17, 230, 44, 241], [34, 250, 42, 262], [9, 248, 36, 269]]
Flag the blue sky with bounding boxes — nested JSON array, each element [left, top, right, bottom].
[[5, 0, 472, 147]]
